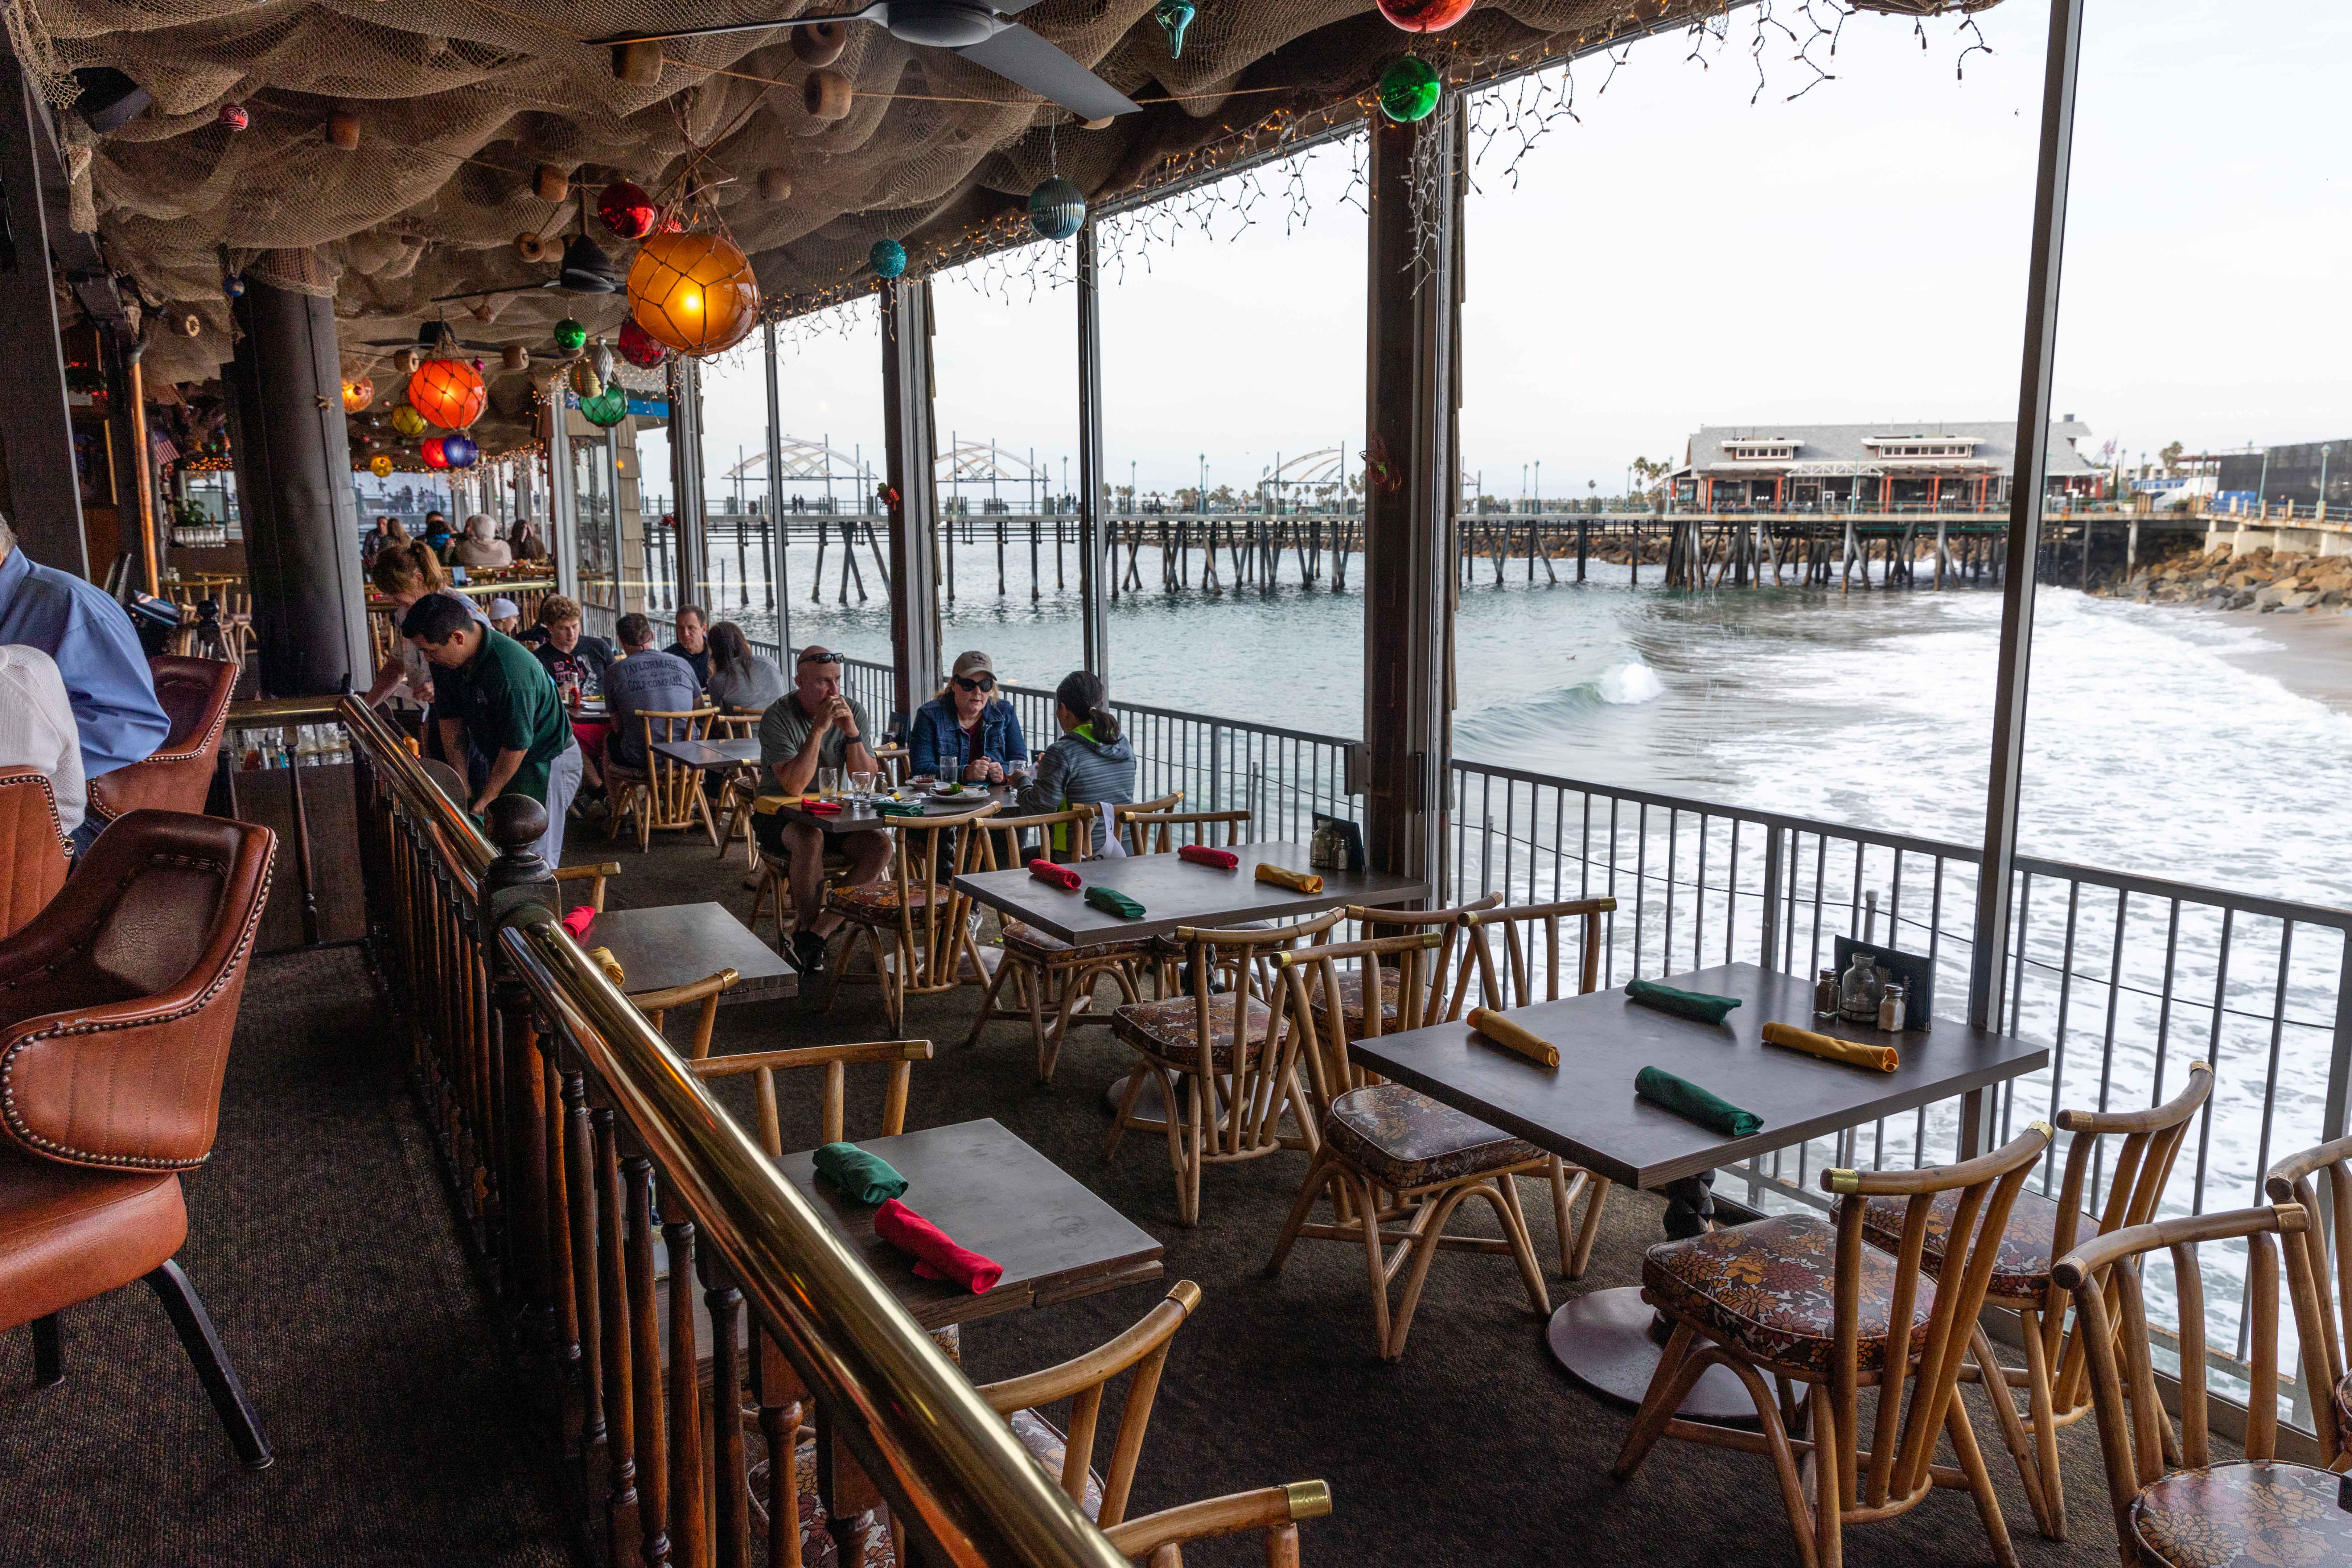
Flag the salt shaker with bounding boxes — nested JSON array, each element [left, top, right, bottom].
[[1878, 983, 1908, 1034], [1814, 967, 1839, 1021]]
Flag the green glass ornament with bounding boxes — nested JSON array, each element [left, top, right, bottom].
[[1153, 0, 1194, 59], [1376, 55, 1442, 123], [553, 317, 588, 352], [1027, 176, 1085, 242], [869, 239, 907, 279], [579, 386, 628, 428]]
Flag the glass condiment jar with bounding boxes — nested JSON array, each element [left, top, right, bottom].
[[1814, 967, 1839, 1021], [1878, 982, 1908, 1033], [1839, 950, 1882, 1024]]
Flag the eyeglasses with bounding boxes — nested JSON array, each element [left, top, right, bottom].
[[953, 674, 996, 693]]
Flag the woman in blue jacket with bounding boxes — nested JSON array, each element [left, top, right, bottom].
[[909, 650, 1028, 782]]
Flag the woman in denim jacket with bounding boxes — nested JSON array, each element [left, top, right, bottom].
[[908, 649, 1029, 782]]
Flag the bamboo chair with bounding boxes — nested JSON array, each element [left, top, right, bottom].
[[606, 707, 720, 853], [823, 802, 999, 1036], [960, 807, 1152, 1083], [1862, 1061, 2212, 1540], [1110, 792, 1184, 857], [2267, 1133, 2352, 1473], [686, 1037, 932, 1152], [974, 1280, 1201, 1528], [1106, 911, 1342, 1226], [1120, 808, 1248, 857], [710, 710, 766, 868], [552, 861, 620, 913], [1101, 1480, 1333, 1568], [626, 967, 739, 1060], [1316, 894, 1500, 1050], [1263, 930, 1560, 1359], [1613, 1124, 2053, 1568], [2054, 1202, 2334, 1568]]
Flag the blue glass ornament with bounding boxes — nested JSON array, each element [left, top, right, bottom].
[[1027, 176, 1086, 242], [222, 273, 246, 299], [1154, 0, 1194, 58], [869, 238, 907, 279], [440, 433, 479, 468]]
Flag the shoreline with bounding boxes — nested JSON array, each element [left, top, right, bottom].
[[2207, 607, 2352, 719]]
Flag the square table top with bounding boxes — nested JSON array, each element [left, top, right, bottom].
[[952, 840, 1426, 947], [589, 901, 795, 1004], [767, 782, 1018, 835], [773, 1118, 1164, 1329], [652, 736, 762, 769], [1348, 961, 2047, 1192]]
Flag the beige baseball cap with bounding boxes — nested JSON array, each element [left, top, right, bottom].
[[951, 650, 995, 680]]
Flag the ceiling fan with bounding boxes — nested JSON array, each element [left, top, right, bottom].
[[593, 0, 1140, 122]]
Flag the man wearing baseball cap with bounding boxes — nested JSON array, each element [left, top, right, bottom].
[[908, 649, 1028, 785]]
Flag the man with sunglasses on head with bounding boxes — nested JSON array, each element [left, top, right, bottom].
[[908, 650, 1029, 785], [757, 645, 887, 975]]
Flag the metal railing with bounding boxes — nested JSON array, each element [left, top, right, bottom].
[[337, 694, 1136, 1568]]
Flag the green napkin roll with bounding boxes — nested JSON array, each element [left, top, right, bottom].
[[1626, 978, 1743, 1026], [1084, 885, 1147, 920], [873, 800, 928, 818], [813, 1141, 909, 1205], [1635, 1066, 1763, 1138]]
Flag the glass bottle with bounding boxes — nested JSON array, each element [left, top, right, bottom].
[[1839, 950, 1881, 1024], [1814, 967, 1839, 1021]]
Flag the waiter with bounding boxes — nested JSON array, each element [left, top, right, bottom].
[[399, 593, 579, 869]]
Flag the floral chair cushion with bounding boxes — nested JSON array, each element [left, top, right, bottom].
[[1001, 919, 1150, 963], [1644, 1213, 1936, 1380], [1111, 993, 1272, 1071], [825, 881, 947, 919], [1859, 1187, 2088, 1302], [1006, 1407, 1107, 1520], [2131, 1461, 2352, 1568], [1324, 1082, 1545, 1191], [1310, 969, 1402, 1033]]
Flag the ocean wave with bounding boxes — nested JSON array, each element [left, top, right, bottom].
[[1590, 659, 1665, 705]]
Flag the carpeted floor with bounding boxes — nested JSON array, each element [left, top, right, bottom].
[[564, 829, 2155, 1568], [0, 944, 571, 1568]]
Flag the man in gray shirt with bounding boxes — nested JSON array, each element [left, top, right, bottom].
[[757, 645, 888, 974], [604, 613, 702, 772]]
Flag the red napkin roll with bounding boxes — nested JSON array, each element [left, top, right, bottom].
[[1177, 844, 1240, 871], [1028, 858, 1082, 891], [806, 799, 844, 815], [875, 1198, 1003, 1293], [560, 905, 596, 940]]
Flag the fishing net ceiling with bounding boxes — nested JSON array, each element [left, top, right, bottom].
[[17, 0, 1994, 417]]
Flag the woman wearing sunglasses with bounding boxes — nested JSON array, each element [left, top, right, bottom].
[[909, 650, 1029, 784]]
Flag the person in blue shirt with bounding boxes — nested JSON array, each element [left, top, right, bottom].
[[0, 516, 171, 842], [908, 650, 1028, 783], [603, 612, 702, 773]]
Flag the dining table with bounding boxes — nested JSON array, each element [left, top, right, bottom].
[[1348, 959, 2048, 1420], [585, 900, 797, 1004], [766, 782, 1021, 835], [650, 736, 762, 770]]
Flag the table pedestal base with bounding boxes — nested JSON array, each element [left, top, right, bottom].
[[1105, 1069, 1168, 1121], [1546, 1287, 1757, 1425]]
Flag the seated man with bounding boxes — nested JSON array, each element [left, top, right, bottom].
[[0, 514, 170, 848], [756, 646, 887, 976], [399, 593, 579, 871], [530, 594, 617, 787], [0, 643, 86, 838], [663, 602, 712, 688], [602, 612, 700, 777]]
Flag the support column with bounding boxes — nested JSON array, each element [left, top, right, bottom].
[[667, 357, 707, 614], [1075, 220, 1111, 678], [762, 321, 790, 654], [544, 392, 580, 600], [1970, 0, 2086, 1040], [225, 265, 370, 696], [881, 277, 942, 720], [0, 57, 86, 575], [1361, 100, 1463, 890]]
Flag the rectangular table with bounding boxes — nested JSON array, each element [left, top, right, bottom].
[[588, 901, 796, 1004], [953, 839, 1426, 947], [769, 782, 1017, 835], [773, 1118, 1163, 1329], [651, 736, 761, 770]]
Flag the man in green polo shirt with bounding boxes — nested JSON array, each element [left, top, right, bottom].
[[402, 592, 581, 870]]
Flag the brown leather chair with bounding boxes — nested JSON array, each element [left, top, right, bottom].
[[0, 809, 276, 1468], [85, 655, 238, 826], [0, 767, 70, 938]]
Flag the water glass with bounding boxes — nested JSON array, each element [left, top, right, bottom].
[[817, 766, 842, 801], [850, 770, 878, 802]]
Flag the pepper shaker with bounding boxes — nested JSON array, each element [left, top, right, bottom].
[[1814, 967, 1839, 1021]]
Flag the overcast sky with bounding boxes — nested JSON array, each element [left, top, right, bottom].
[[678, 0, 2352, 502]]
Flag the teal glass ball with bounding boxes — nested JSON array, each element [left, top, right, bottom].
[[1028, 176, 1086, 242], [869, 239, 907, 279]]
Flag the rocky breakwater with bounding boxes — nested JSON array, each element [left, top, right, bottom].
[[2116, 545, 2352, 616]]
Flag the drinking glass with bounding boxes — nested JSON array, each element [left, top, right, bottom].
[[817, 766, 842, 801], [850, 770, 878, 802]]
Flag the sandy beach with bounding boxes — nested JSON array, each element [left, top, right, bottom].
[[2213, 607, 2352, 717]]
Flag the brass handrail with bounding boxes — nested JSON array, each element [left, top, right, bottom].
[[337, 695, 1131, 1568]]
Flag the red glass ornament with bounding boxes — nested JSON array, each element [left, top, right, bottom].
[[1375, 0, 1475, 32], [616, 318, 668, 369], [596, 181, 657, 241], [420, 437, 449, 469], [218, 102, 249, 131]]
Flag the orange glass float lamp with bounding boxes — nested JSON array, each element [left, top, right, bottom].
[[625, 231, 759, 355], [407, 357, 487, 430], [341, 374, 375, 412]]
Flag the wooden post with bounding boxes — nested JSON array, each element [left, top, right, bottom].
[[880, 277, 943, 720], [667, 358, 708, 616], [0, 54, 89, 576], [1360, 99, 1461, 891]]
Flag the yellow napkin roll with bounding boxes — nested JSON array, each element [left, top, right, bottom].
[[1255, 863, 1324, 896], [1761, 1021, 1898, 1073], [1467, 1007, 1560, 1069], [751, 794, 806, 815], [587, 946, 626, 987]]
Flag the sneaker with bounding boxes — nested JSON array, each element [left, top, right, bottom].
[[790, 930, 828, 977]]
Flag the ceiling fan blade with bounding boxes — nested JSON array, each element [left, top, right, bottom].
[[956, 23, 1137, 119], [589, 5, 875, 49]]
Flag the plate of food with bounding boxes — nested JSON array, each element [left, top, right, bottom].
[[928, 781, 965, 798]]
